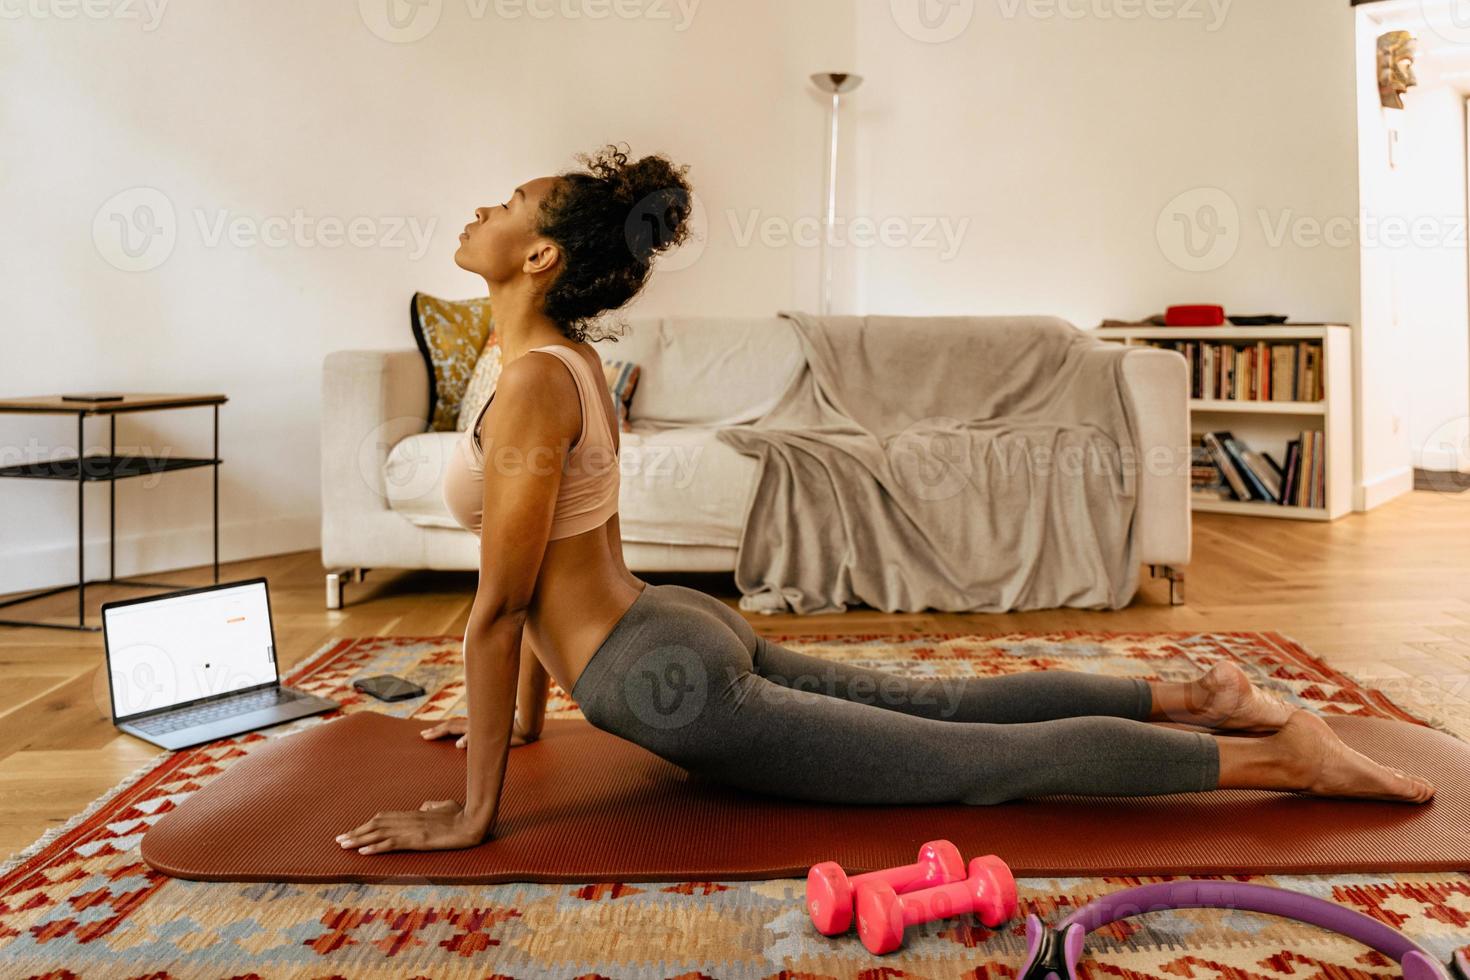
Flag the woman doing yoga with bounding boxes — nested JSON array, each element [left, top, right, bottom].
[[335, 144, 1433, 856]]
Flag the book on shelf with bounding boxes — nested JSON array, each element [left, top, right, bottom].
[[1142, 339, 1324, 403], [1281, 437, 1300, 505], [1193, 429, 1325, 509], [1190, 436, 1231, 498], [1240, 449, 1282, 500], [1201, 431, 1258, 501]]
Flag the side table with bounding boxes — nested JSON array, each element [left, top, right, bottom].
[[0, 393, 227, 631]]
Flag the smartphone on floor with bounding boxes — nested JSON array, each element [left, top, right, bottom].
[[353, 674, 426, 702]]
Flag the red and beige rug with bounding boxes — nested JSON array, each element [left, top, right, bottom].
[[1, 630, 1467, 979]]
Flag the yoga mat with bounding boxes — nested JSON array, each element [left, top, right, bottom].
[[141, 710, 1470, 884]]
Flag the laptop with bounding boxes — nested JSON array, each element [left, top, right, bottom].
[[101, 577, 338, 750]]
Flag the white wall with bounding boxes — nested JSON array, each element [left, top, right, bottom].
[[1355, 0, 1470, 497], [850, 0, 1362, 330], [2, 0, 1398, 596], [0, 0, 855, 595], [1397, 85, 1469, 472]]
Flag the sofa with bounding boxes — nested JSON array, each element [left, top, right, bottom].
[[320, 315, 1191, 609]]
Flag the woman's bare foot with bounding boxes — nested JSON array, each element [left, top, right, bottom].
[[1150, 661, 1295, 731], [1195, 662, 1297, 731], [1249, 710, 1435, 802]]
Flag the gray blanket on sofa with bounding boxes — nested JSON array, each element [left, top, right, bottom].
[[714, 311, 1141, 614]]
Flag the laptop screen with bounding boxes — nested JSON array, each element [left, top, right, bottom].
[[103, 580, 278, 721]]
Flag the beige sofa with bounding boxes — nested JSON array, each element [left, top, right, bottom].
[[320, 315, 1191, 609]]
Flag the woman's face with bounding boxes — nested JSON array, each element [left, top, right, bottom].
[[454, 175, 560, 283]]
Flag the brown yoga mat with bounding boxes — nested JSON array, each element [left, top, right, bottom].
[[141, 710, 1470, 884]]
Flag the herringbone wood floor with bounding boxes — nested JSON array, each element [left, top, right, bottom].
[[2, 489, 1467, 858]]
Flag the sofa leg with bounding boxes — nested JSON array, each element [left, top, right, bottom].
[[1149, 564, 1186, 606], [325, 568, 368, 610]]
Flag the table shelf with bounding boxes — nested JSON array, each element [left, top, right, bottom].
[[1190, 494, 1331, 521], [1190, 399, 1325, 415], [0, 394, 226, 630], [0, 454, 221, 482]]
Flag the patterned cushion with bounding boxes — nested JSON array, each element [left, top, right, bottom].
[[601, 358, 640, 432], [450, 334, 642, 437], [456, 333, 504, 434], [410, 292, 494, 432]]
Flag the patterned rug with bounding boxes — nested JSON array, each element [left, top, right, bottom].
[[2, 630, 1468, 979]]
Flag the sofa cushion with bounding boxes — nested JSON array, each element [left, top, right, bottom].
[[600, 358, 641, 432], [411, 292, 494, 432], [382, 425, 756, 548], [591, 316, 803, 427], [382, 431, 463, 530], [616, 424, 756, 547], [455, 331, 504, 433]]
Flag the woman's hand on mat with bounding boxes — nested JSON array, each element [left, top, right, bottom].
[[420, 715, 533, 748], [335, 800, 488, 854]]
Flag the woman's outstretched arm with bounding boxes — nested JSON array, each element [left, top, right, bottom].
[[460, 354, 580, 836], [336, 353, 579, 854]]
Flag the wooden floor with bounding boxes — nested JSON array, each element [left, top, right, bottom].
[[2, 489, 1468, 859]]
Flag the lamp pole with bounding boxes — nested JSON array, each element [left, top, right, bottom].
[[810, 72, 863, 317]]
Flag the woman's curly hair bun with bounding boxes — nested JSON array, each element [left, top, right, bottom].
[[536, 142, 694, 343]]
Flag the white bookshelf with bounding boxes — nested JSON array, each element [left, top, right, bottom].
[[1094, 324, 1354, 521]]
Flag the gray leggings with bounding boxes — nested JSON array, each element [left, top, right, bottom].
[[569, 583, 1220, 805]]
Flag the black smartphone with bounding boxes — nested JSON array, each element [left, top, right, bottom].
[[352, 674, 426, 702]]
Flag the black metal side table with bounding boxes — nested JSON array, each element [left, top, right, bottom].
[[0, 393, 227, 631]]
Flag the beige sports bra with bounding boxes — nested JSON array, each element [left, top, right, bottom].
[[442, 344, 620, 540]]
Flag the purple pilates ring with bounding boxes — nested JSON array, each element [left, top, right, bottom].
[[1017, 882, 1468, 980]]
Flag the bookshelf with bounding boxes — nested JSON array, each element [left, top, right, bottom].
[[1093, 324, 1353, 521]]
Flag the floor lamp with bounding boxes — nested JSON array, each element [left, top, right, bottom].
[[811, 72, 862, 317]]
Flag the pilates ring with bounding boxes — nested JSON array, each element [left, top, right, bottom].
[[1016, 881, 1470, 980]]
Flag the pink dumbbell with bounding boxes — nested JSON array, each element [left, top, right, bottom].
[[855, 854, 1017, 955], [806, 840, 966, 936]]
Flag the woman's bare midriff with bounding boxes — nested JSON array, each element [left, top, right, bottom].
[[521, 514, 646, 697], [476, 340, 644, 698]]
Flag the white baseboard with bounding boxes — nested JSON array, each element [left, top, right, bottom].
[[0, 515, 319, 598], [1354, 466, 1415, 512]]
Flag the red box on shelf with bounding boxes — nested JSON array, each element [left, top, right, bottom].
[[1165, 305, 1226, 327]]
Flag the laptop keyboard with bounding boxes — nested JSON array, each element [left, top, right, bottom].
[[131, 688, 304, 735]]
